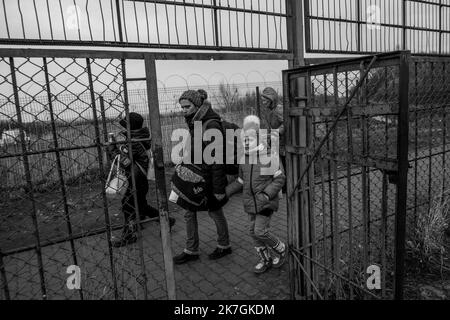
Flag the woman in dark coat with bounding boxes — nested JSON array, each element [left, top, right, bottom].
[[172, 90, 232, 264]]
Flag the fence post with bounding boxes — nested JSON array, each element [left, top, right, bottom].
[[144, 56, 177, 300], [285, 0, 306, 300], [394, 52, 410, 300]]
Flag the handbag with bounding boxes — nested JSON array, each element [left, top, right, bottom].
[[170, 163, 209, 211], [105, 154, 129, 199]]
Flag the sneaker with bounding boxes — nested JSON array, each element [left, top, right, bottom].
[[271, 242, 287, 268], [254, 258, 272, 274], [254, 247, 272, 274], [208, 247, 232, 260], [173, 252, 199, 265]]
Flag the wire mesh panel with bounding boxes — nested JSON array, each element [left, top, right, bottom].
[[0, 53, 175, 300], [0, 0, 289, 52], [305, 0, 450, 56], [283, 52, 410, 300], [407, 56, 450, 272]]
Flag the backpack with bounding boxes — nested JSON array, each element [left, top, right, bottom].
[[203, 119, 240, 175]]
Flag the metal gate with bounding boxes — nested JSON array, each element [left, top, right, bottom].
[[0, 49, 176, 300], [283, 51, 410, 300]]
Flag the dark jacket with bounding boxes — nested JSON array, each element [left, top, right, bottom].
[[107, 127, 151, 175], [261, 104, 285, 156], [226, 145, 285, 214], [184, 102, 228, 210]]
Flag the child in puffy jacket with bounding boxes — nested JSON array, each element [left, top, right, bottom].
[[226, 115, 287, 274]]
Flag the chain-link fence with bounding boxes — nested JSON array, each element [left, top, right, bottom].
[[0, 80, 282, 190], [406, 56, 450, 277], [285, 52, 450, 300], [0, 51, 283, 299], [284, 52, 410, 300]]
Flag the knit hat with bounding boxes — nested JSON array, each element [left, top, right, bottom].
[[179, 89, 207, 108], [119, 112, 144, 130], [243, 115, 261, 134], [261, 87, 278, 108]]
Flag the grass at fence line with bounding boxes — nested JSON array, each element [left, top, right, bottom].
[[406, 189, 450, 274]]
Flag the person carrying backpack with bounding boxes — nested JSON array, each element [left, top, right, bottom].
[[260, 87, 286, 193], [171, 90, 232, 264], [107, 112, 175, 247]]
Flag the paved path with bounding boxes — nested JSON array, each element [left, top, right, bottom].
[[1, 193, 290, 300], [168, 194, 290, 300]]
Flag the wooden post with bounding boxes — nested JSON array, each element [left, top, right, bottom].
[[144, 57, 177, 300]]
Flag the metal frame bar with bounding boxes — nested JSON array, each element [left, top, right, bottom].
[[9, 57, 48, 299], [393, 51, 410, 300], [304, 0, 450, 56], [85, 59, 119, 300], [0, 0, 290, 52], [0, 48, 292, 61], [118, 57, 150, 300]]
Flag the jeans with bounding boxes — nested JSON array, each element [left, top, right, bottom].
[[248, 213, 280, 248], [184, 208, 231, 255]]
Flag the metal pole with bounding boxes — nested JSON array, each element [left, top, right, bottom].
[[212, 0, 220, 48], [86, 59, 119, 300], [99, 96, 111, 169], [255, 86, 261, 118], [115, 0, 124, 42], [402, 0, 407, 50], [394, 52, 410, 300], [43, 57, 83, 300], [144, 57, 177, 300], [285, 0, 306, 300]]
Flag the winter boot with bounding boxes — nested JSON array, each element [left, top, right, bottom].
[[254, 247, 272, 274], [271, 241, 287, 268], [112, 221, 137, 247]]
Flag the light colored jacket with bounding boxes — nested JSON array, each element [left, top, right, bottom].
[[226, 147, 285, 214]]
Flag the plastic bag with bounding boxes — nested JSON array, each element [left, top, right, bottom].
[[105, 154, 129, 199]]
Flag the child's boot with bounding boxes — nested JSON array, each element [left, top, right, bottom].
[[254, 247, 272, 274], [271, 241, 287, 268]]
